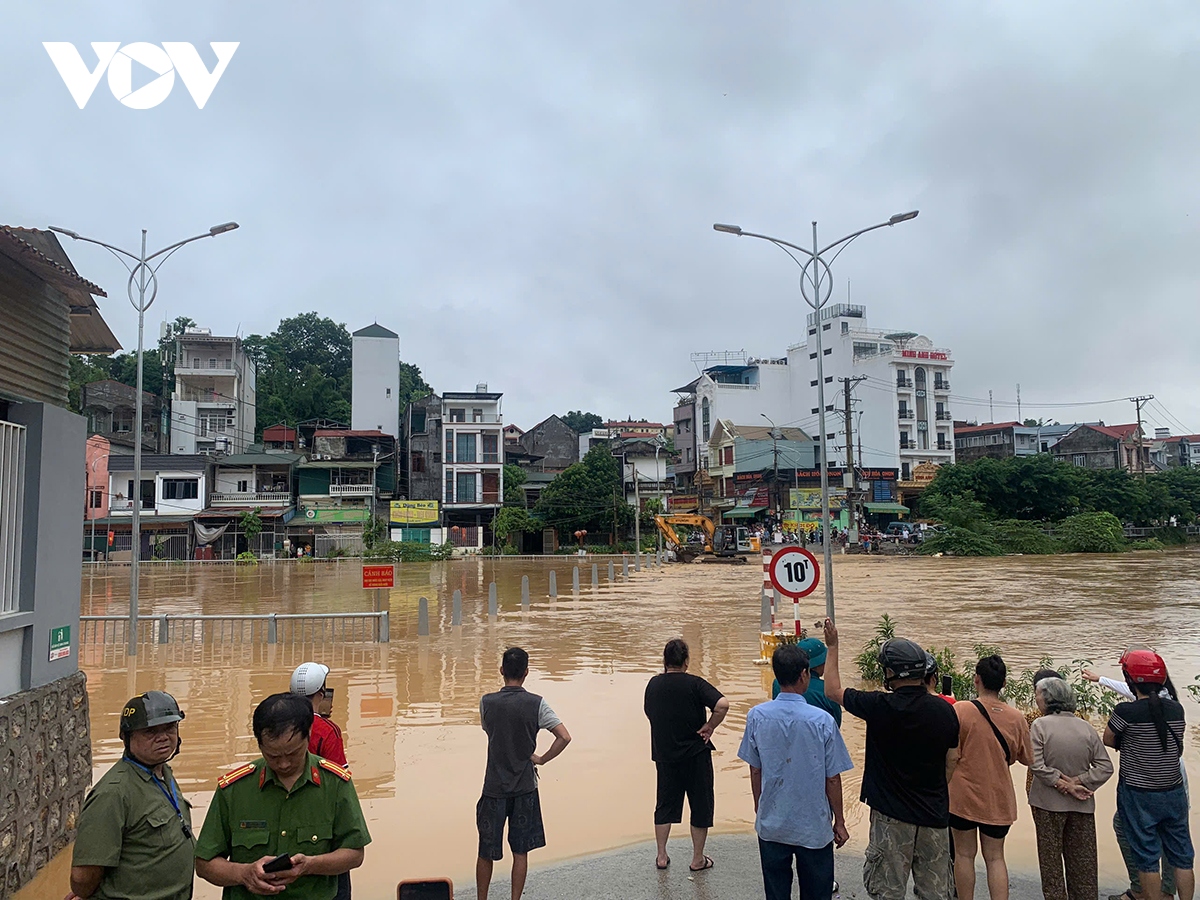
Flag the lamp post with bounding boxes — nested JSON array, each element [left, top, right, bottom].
[[50, 222, 239, 655], [760, 413, 782, 520], [715, 211, 918, 621]]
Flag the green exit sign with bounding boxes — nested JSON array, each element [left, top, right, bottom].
[[49, 625, 71, 662]]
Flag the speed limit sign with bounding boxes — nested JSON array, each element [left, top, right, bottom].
[[768, 546, 820, 599]]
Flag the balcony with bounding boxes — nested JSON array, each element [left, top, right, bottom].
[[443, 414, 503, 424], [936, 442, 951, 451], [329, 483, 374, 497], [210, 491, 292, 506], [936, 411, 952, 421], [898, 409, 914, 420], [899, 439, 911, 450], [934, 380, 951, 391], [896, 377, 913, 388]]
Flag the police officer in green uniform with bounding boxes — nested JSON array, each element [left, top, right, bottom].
[[68, 691, 194, 900], [194, 693, 370, 900]]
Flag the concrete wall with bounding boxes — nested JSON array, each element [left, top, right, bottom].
[[6, 402, 85, 691], [0, 670, 92, 898], [352, 334, 400, 438]]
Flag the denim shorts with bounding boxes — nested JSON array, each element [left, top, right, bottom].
[[1118, 782, 1194, 872], [476, 790, 546, 861]]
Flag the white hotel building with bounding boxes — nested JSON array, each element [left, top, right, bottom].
[[679, 303, 955, 481]]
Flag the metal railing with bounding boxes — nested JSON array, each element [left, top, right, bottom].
[[210, 491, 292, 503], [80, 611, 389, 645], [329, 483, 374, 496], [898, 410, 914, 419], [934, 381, 951, 391]]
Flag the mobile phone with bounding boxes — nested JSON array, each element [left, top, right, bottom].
[[941, 675, 953, 696], [398, 878, 453, 899], [263, 853, 294, 873]]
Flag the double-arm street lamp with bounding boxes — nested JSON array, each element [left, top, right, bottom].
[[714, 211, 918, 621], [50, 222, 239, 655]]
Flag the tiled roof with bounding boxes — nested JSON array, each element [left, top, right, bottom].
[[1091, 423, 1140, 441], [0, 226, 107, 296]]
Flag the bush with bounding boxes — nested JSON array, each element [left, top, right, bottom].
[[917, 525, 1005, 557], [364, 540, 455, 562], [1128, 539, 1165, 551], [1057, 511, 1126, 553], [1151, 526, 1188, 546], [235, 551, 258, 566], [990, 519, 1060, 555]]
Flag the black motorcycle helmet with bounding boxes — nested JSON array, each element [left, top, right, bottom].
[[923, 652, 939, 680], [120, 691, 185, 760], [877, 638, 928, 687]]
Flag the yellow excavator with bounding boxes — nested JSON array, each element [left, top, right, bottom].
[[653, 514, 757, 564]]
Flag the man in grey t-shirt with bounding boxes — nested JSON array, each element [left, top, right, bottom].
[[476, 647, 572, 900]]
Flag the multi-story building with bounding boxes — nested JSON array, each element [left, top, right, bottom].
[[669, 304, 957, 485], [1160, 432, 1200, 468], [171, 327, 256, 455], [296, 429, 396, 555], [398, 392, 444, 543], [81, 379, 165, 454], [704, 420, 814, 522], [668, 395, 698, 508], [105, 453, 210, 559], [1051, 423, 1147, 472], [952, 421, 1041, 462], [351, 323, 400, 438], [442, 386, 504, 549]]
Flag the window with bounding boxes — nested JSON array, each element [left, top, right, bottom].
[[445, 429, 454, 463], [412, 451, 426, 473], [809, 352, 817, 360], [0, 421, 25, 613], [193, 357, 200, 368], [811, 407, 819, 415], [209, 358, 217, 369], [841, 321, 849, 334], [902, 463, 911, 481], [810, 380, 818, 387], [823, 348, 832, 356], [701, 398, 710, 441], [822, 323, 831, 331], [445, 470, 455, 502], [723, 446, 733, 465], [825, 376, 833, 383], [808, 328, 816, 336], [237, 480, 249, 492], [457, 472, 477, 503], [456, 433, 476, 463], [1073, 454, 1087, 467], [386, 388, 392, 398], [89, 488, 103, 509], [162, 478, 199, 500], [432, 452, 442, 465], [482, 433, 499, 464], [411, 410, 426, 433], [449, 408, 466, 423], [128, 479, 155, 509], [472, 408, 483, 422], [685, 447, 692, 462]]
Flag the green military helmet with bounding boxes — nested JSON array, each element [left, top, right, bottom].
[[119, 690, 185, 737]]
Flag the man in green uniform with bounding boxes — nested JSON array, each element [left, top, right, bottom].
[[68, 691, 194, 900], [195, 692, 371, 900]]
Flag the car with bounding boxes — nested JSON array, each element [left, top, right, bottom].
[[885, 522, 921, 543]]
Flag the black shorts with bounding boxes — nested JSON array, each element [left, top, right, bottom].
[[654, 752, 715, 828], [948, 812, 1011, 840], [477, 790, 546, 861]]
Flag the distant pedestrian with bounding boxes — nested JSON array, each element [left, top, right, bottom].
[[290, 662, 348, 766], [823, 618, 960, 900], [643, 638, 730, 872], [739, 643, 853, 900], [948, 655, 1033, 900], [771, 637, 842, 727], [1104, 650, 1194, 900], [476, 648, 572, 900], [1028, 676, 1113, 900], [69, 692, 193, 900]]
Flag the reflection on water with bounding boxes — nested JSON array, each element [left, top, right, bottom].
[[22, 551, 1200, 898]]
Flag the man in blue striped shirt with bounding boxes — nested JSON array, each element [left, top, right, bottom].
[[738, 643, 854, 900]]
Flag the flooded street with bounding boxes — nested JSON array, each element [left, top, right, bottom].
[[23, 551, 1200, 898]]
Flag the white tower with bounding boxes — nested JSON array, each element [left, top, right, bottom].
[[351, 323, 400, 438]]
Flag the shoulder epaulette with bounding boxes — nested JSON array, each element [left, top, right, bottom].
[[217, 763, 256, 789], [318, 758, 351, 782]]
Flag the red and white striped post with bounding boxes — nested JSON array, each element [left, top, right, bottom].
[[794, 592, 802, 636], [762, 548, 775, 627]]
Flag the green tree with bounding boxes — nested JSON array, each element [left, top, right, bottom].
[[561, 411, 604, 434], [503, 464, 527, 506], [398, 361, 432, 411], [536, 445, 631, 539]]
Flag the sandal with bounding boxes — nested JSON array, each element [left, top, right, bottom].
[[656, 857, 670, 870], [689, 856, 715, 872]]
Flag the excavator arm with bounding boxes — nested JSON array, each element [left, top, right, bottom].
[[653, 514, 717, 555]]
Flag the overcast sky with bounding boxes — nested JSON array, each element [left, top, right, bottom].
[[6, 2, 1199, 436]]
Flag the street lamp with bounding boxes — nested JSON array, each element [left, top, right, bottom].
[[760, 413, 783, 519], [50, 222, 239, 655], [715, 211, 918, 621]]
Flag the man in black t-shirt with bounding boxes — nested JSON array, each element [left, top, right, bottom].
[[644, 638, 730, 873], [824, 619, 960, 900]]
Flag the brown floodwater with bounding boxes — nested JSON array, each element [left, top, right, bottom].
[[18, 551, 1200, 899]]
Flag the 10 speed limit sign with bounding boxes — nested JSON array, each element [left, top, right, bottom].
[[768, 546, 821, 599]]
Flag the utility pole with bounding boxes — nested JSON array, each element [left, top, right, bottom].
[[1130, 395, 1154, 476], [633, 457, 640, 552], [989, 389, 994, 423], [839, 376, 867, 543], [1016, 383, 1022, 423]]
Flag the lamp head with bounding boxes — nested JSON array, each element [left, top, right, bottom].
[[49, 226, 80, 240], [209, 222, 239, 235], [888, 211, 919, 225], [713, 223, 743, 235]]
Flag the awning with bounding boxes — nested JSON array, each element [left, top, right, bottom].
[[723, 506, 761, 519], [864, 502, 910, 514]]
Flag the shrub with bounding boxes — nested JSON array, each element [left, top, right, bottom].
[[235, 551, 258, 566], [1128, 539, 1166, 551], [1152, 526, 1190, 546], [917, 525, 1005, 557], [990, 519, 1060, 555], [1057, 511, 1126, 553]]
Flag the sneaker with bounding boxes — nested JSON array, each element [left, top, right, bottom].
[[833, 880, 840, 894]]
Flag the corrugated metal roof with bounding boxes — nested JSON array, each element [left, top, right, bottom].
[[216, 453, 304, 466]]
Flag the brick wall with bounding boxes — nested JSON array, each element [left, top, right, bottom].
[[0, 671, 91, 898]]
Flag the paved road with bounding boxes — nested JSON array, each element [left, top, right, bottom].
[[453, 833, 1126, 899]]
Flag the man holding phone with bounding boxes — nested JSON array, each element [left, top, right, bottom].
[[195, 693, 371, 899]]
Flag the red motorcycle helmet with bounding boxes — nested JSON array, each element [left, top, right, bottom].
[[1121, 649, 1167, 684]]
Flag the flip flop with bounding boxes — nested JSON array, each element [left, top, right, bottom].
[[656, 858, 670, 870], [689, 856, 715, 872]]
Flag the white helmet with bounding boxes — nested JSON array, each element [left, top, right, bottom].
[[290, 662, 329, 697]]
